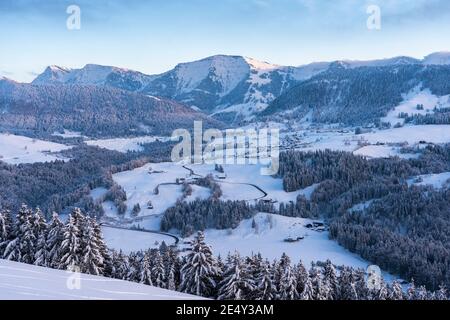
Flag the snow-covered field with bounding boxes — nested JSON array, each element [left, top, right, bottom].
[[86, 136, 171, 152], [381, 88, 450, 126], [408, 172, 450, 189], [363, 125, 450, 145], [280, 124, 450, 159], [0, 133, 71, 164], [0, 259, 199, 300], [101, 226, 177, 253], [186, 213, 398, 282], [353, 145, 418, 159], [104, 162, 316, 227]]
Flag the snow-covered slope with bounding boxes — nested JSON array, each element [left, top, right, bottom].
[[30, 52, 450, 123], [0, 133, 71, 164], [0, 259, 199, 300], [31, 65, 72, 83], [423, 52, 450, 65], [33, 64, 154, 91], [144, 55, 295, 117]]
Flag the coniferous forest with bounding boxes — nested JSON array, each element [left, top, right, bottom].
[[0, 205, 447, 300]]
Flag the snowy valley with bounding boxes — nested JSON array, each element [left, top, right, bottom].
[[1, 51, 450, 300]]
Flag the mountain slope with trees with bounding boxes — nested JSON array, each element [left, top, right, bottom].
[[0, 80, 222, 138]]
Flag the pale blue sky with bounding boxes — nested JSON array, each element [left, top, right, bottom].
[[1, 0, 449, 82]]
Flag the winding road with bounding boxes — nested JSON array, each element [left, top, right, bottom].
[[100, 164, 269, 248], [182, 165, 269, 201]]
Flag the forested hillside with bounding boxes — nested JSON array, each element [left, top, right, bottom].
[[0, 80, 222, 138], [263, 64, 450, 125]]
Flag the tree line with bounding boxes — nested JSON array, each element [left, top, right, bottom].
[[0, 208, 447, 300], [276, 146, 450, 290]]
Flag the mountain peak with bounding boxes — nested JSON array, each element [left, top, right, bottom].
[[32, 65, 71, 84], [423, 51, 450, 65], [48, 65, 71, 72], [244, 57, 280, 71]]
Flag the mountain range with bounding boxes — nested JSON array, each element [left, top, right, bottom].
[[28, 52, 450, 123], [1, 51, 450, 137]]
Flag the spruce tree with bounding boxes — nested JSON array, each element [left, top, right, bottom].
[[46, 212, 64, 268], [295, 261, 309, 296], [8, 205, 36, 264], [92, 220, 112, 276], [126, 252, 141, 282], [152, 251, 166, 288], [0, 209, 13, 256], [34, 224, 50, 267], [59, 209, 83, 270], [80, 217, 104, 275], [112, 250, 129, 280], [139, 252, 153, 285], [278, 262, 298, 300], [310, 267, 328, 300], [301, 274, 315, 300], [435, 285, 448, 301], [256, 260, 277, 300], [322, 260, 338, 299], [218, 253, 255, 300], [180, 231, 219, 297], [390, 280, 404, 300]]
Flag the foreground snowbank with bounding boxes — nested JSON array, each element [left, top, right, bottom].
[[0, 259, 199, 300]]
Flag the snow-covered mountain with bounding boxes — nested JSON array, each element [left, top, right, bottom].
[[262, 63, 450, 126], [33, 64, 154, 92], [0, 259, 200, 300], [423, 52, 450, 65], [142, 55, 326, 121], [30, 52, 450, 123]]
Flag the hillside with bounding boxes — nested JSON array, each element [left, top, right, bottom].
[[0, 259, 199, 300], [262, 64, 450, 125], [0, 80, 222, 138]]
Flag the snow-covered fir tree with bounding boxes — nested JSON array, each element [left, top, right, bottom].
[[80, 217, 104, 275], [218, 253, 255, 300], [126, 252, 141, 282], [390, 280, 404, 300], [4, 205, 36, 264], [46, 212, 64, 268], [294, 261, 309, 297], [59, 208, 84, 270], [300, 273, 315, 300], [310, 267, 328, 300], [278, 262, 298, 300], [139, 252, 153, 285], [163, 247, 179, 291], [111, 250, 129, 280], [256, 260, 277, 300], [337, 266, 357, 300], [152, 250, 166, 288], [322, 260, 338, 300], [34, 223, 50, 267], [435, 285, 448, 301], [92, 219, 111, 274], [0, 209, 13, 256], [180, 231, 219, 297]]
